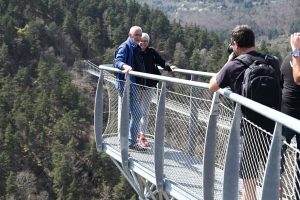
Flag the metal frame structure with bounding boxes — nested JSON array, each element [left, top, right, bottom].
[[85, 60, 300, 200]]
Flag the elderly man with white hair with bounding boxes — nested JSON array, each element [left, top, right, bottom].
[[114, 26, 147, 152], [137, 32, 177, 147]]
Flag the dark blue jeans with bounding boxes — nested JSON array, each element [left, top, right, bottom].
[[128, 91, 142, 146]]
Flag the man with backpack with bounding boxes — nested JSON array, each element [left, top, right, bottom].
[[114, 26, 147, 152], [209, 25, 282, 200]]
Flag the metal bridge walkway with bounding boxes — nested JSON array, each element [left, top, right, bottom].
[[84, 61, 300, 200]]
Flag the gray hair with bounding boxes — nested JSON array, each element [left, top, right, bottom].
[[142, 33, 150, 41], [129, 26, 142, 35]]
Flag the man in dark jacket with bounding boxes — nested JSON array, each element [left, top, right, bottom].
[[209, 25, 282, 200]]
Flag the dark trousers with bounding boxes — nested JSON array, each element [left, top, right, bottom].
[[282, 105, 300, 199], [284, 126, 300, 200]]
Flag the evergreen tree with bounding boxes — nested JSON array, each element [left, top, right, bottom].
[[5, 171, 17, 199], [67, 178, 79, 200], [61, 78, 79, 111], [148, 9, 170, 49], [52, 140, 70, 199], [21, 87, 35, 121], [63, 11, 76, 37], [0, 43, 11, 75], [289, 20, 300, 34], [0, 152, 11, 180], [190, 48, 201, 71], [37, 58, 51, 92], [112, 175, 136, 200], [0, 98, 8, 133], [32, 90, 50, 139], [13, 67, 32, 93], [173, 42, 190, 70], [135, 3, 151, 30]]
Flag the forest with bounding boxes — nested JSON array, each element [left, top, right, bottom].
[[0, 0, 286, 199]]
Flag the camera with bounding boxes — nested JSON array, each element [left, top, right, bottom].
[[227, 43, 233, 54]]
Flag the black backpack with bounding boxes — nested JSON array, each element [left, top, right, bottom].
[[235, 54, 281, 130]]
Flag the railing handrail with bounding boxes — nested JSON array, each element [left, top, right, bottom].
[[94, 64, 300, 134], [83, 60, 216, 78]]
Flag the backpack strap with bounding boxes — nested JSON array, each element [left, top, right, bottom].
[[114, 43, 130, 67], [235, 54, 270, 67], [122, 43, 130, 63]]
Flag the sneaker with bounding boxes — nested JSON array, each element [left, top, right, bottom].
[[129, 143, 147, 152], [137, 133, 150, 147]]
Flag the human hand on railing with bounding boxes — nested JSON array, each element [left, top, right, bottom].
[[170, 66, 177, 71], [291, 32, 300, 50], [122, 64, 132, 75]]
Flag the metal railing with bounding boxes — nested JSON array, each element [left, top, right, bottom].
[[86, 61, 300, 200]]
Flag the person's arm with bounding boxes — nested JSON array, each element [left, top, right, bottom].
[[114, 44, 132, 75], [209, 52, 236, 92], [150, 48, 174, 71], [209, 73, 220, 92], [291, 33, 300, 85], [292, 56, 300, 85]]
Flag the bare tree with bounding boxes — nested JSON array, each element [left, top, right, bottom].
[[100, 185, 112, 200], [16, 171, 37, 198]]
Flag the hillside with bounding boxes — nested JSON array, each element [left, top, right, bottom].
[[136, 0, 299, 33], [0, 0, 291, 199], [136, 0, 300, 54]]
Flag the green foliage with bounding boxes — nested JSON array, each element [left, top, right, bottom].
[[5, 171, 17, 199], [112, 175, 136, 200], [256, 40, 283, 61], [52, 140, 70, 198], [0, 152, 11, 180], [290, 20, 300, 34], [267, 28, 279, 40], [0, 0, 286, 199], [0, 43, 11, 74], [67, 178, 79, 200]]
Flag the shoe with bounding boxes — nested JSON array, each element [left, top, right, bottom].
[[129, 143, 147, 152], [137, 133, 149, 147]]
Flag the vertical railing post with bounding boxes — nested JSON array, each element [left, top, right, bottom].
[[154, 82, 166, 192], [188, 75, 200, 156], [94, 70, 104, 152], [261, 122, 282, 200], [120, 75, 130, 169], [223, 103, 242, 200], [203, 92, 220, 200]]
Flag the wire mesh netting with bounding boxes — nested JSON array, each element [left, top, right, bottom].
[[98, 70, 300, 200]]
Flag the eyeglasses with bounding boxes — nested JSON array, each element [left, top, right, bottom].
[[141, 40, 148, 43]]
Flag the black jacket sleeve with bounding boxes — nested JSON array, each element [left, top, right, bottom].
[[150, 48, 172, 72]]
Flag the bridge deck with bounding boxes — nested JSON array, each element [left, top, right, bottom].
[[104, 136, 248, 199]]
